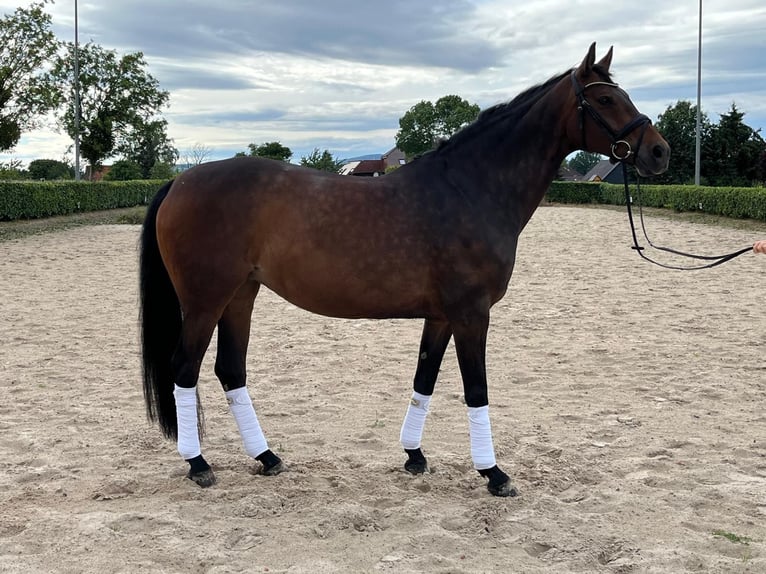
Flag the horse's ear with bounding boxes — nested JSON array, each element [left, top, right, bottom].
[[596, 46, 613, 72], [578, 42, 597, 75]]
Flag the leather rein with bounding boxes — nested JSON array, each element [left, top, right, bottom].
[[571, 70, 753, 270]]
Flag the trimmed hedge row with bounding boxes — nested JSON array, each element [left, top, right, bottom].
[[2, 179, 765, 223], [547, 181, 766, 222], [0, 180, 165, 221]]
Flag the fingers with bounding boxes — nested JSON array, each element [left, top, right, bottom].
[[754, 240, 766, 254]]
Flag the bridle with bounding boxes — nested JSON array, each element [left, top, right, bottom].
[[570, 70, 753, 270], [570, 70, 651, 163]]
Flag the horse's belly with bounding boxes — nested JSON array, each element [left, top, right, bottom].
[[256, 258, 431, 320]]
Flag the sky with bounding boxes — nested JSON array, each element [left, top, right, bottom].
[[1, 0, 765, 167]]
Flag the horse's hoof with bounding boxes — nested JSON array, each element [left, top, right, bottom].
[[479, 465, 518, 497], [404, 448, 429, 475], [187, 468, 217, 488], [404, 460, 429, 475], [261, 460, 287, 476], [487, 480, 519, 498], [256, 450, 286, 476]]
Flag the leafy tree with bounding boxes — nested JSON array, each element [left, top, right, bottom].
[[0, 159, 26, 180], [703, 103, 765, 186], [104, 159, 142, 181], [567, 151, 602, 175], [41, 42, 170, 176], [395, 95, 480, 158], [655, 100, 710, 184], [149, 162, 176, 180], [0, 2, 59, 151], [237, 141, 292, 162], [28, 158, 73, 180], [118, 118, 178, 178], [300, 148, 344, 172]]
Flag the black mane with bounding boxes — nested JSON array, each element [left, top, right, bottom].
[[436, 64, 613, 155]]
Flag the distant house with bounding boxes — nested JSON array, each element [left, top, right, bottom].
[[582, 159, 625, 184], [340, 147, 406, 177], [85, 165, 112, 181], [340, 159, 385, 177], [382, 147, 406, 170], [557, 165, 582, 181]]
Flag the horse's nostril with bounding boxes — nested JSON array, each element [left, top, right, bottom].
[[653, 144, 666, 159]]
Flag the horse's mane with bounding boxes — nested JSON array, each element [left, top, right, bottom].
[[434, 64, 613, 156]]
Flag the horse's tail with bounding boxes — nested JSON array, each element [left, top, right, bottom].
[[139, 179, 181, 439]]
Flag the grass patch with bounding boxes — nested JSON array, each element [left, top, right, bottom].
[[712, 530, 753, 545]]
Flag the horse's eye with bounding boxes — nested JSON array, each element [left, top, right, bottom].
[[598, 95, 613, 105]]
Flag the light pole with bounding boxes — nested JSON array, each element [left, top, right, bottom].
[[694, 0, 702, 186], [74, 0, 81, 181]]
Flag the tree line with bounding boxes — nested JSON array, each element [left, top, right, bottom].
[[5, 3, 762, 185]]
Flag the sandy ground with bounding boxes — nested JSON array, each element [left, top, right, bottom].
[[0, 205, 765, 574]]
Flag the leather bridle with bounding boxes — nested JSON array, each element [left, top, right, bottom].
[[570, 70, 651, 162]]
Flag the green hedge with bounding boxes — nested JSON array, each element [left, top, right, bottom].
[[547, 181, 766, 222], [3, 178, 766, 223], [0, 180, 166, 221]]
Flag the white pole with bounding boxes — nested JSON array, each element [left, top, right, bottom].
[[74, 0, 81, 181], [694, 0, 702, 186]]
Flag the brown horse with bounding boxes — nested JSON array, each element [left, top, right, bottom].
[[140, 43, 669, 497]]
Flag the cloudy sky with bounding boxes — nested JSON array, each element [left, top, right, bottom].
[[2, 0, 765, 166]]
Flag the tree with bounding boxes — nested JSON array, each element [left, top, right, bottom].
[[655, 100, 710, 184], [118, 118, 178, 178], [28, 159, 73, 180], [0, 2, 59, 150], [567, 151, 602, 175], [237, 142, 292, 162], [41, 42, 170, 176], [300, 148, 344, 172], [395, 95, 480, 158], [703, 103, 765, 187], [104, 159, 142, 181], [183, 142, 213, 166]]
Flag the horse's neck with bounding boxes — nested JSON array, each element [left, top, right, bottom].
[[443, 106, 570, 229]]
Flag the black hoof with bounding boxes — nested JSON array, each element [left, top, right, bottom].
[[404, 448, 429, 475], [186, 455, 216, 487], [187, 468, 217, 488], [479, 465, 518, 498], [257, 450, 286, 476]]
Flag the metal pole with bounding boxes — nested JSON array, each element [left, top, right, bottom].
[[74, 0, 81, 181], [694, 0, 702, 186]]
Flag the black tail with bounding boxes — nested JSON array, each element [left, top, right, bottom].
[[139, 180, 181, 439]]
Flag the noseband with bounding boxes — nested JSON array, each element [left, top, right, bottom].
[[570, 70, 651, 161]]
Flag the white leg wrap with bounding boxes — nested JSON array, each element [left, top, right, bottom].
[[226, 387, 269, 458], [400, 391, 432, 450], [467, 405, 497, 470], [173, 385, 201, 460]]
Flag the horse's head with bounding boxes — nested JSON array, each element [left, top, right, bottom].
[[567, 43, 670, 177]]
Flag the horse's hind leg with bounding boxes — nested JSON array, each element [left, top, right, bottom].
[[215, 280, 284, 476], [400, 319, 452, 474], [171, 311, 219, 487]]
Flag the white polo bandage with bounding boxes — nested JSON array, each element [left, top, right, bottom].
[[173, 385, 201, 460], [226, 387, 269, 458], [467, 405, 497, 470], [400, 391, 432, 450]]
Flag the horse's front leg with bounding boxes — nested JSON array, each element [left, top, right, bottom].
[[451, 307, 518, 497], [400, 319, 452, 474]]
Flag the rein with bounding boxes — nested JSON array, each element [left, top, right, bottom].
[[570, 70, 753, 270], [619, 163, 753, 270]]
